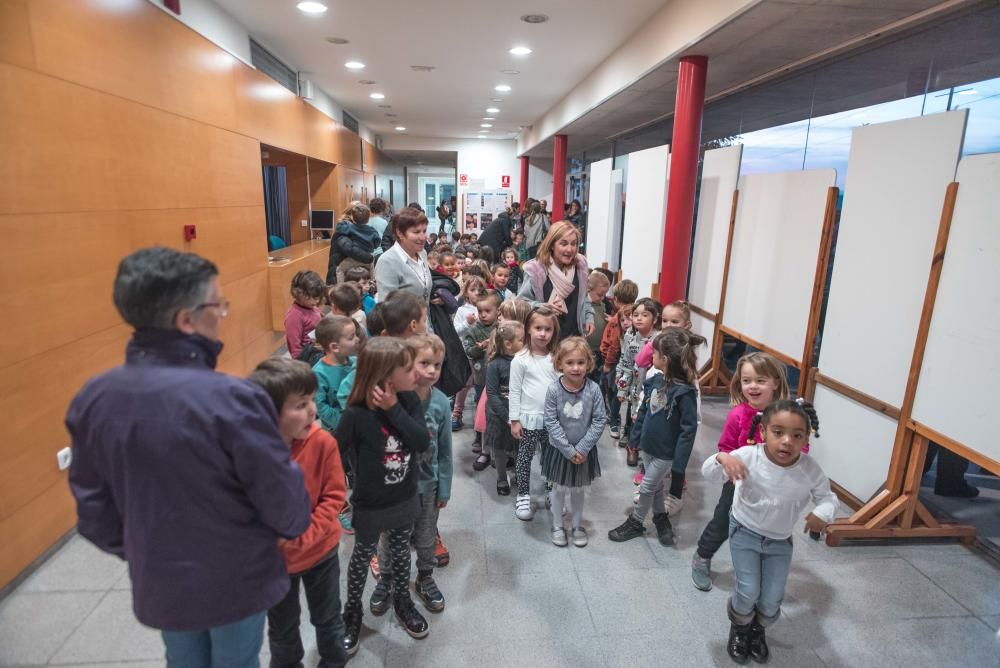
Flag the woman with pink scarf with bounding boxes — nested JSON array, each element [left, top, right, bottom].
[[517, 221, 595, 339]]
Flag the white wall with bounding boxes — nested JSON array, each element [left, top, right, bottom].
[[528, 159, 554, 202], [147, 0, 374, 142], [382, 136, 521, 229], [517, 0, 756, 154]]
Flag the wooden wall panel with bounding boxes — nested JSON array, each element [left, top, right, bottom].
[[0, 0, 401, 589], [28, 0, 239, 131], [0, 0, 35, 70], [0, 65, 263, 215]]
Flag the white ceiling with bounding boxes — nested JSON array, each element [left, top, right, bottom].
[[215, 0, 668, 141]]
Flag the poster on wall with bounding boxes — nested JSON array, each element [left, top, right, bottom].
[[465, 213, 478, 230], [479, 213, 493, 229], [461, 191, 511, 232], [465, 192, 482, 214]]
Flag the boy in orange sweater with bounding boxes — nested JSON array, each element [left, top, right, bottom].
[[599, 279, 639, 441], [249, 358, 348, 668]]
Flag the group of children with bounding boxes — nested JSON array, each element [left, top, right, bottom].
[[260, 250, 839, 665]]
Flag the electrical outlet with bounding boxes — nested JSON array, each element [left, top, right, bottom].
[[300, 219, 309, 227], [57, 447, 72, 471]]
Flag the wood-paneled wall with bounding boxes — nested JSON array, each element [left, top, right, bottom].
[[0, 0, 399, 589]]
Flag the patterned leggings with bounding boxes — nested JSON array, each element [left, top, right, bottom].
[[344, 525, 412, 615], [516, 429, 547, 496]]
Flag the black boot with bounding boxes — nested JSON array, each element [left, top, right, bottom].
[[608, 515, 646, 542], [748, 621, 769, 663], [342, 608, 363, 656], [727, 623, 751, 664], [652, 512, 674, 545], [393, 594, 430, 639]]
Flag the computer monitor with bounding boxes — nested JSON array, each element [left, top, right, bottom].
[[310, 209, 334, 230]]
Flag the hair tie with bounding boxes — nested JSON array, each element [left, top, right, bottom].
[[795, 397, 805, 406]]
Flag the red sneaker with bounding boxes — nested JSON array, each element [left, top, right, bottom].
[[434, 532, 450, 567], [633, 470, 644, 486]]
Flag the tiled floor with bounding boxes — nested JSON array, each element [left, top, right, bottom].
[[2, 398, 999, 667]]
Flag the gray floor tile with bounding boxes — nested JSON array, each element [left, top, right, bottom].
[[50, 663, 162, 668], [979, 615, 1000, 631], [825, 558, 970, 620], [49, 591, 163, 664], [18, 536, 126, 593], [815, 615, 1000, 668], [483, 521, 574, 574], [579, 568, 687, 634], [567, 520, 660, 571], [385, 635, 606, 668], [113, 570, 132, 590], [902, 551, 1000, 615], [0, 591, 103, 666]]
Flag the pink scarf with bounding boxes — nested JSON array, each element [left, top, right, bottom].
[[546, 261, 576, 315]]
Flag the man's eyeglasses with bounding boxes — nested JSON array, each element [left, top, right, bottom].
[[193, 298, 230, 318]]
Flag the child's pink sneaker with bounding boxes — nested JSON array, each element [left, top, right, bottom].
[[633, 470, 644, 486]]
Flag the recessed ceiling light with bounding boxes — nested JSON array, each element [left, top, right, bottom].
[[410, 65, 435, 72], [495, 84, 511, 92], [958, 88, 978, 95], [395, 126, 406, 131], [477, 135, 488, 139], [326, 37, 349, 45], [345, 61, 365, 70], [501, 69, 520, 75], [297, 2, 328, 14], [509, 46, 532, 56], [520, 14, 548, 24], [480, 123, 493, 128], [358, 79, 376, 85], [385, 113, 397, 117], [491, 98, 504, 102], [482, 117, 496, 120], [486, 107, 500, 114], [369, 92, 385, 99]]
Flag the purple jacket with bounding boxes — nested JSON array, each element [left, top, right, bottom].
[[66, 329, 311, 631], [518, 254, 595, 334]]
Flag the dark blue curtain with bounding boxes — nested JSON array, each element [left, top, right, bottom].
[[263, 166, 290, 249]]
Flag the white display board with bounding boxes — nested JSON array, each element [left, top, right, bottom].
[[818, 111, 967, 407], [811, 385, 899, 501], [584, 158, 615, 268], [621, 144, 669, 297], [688, 145, 743, 314], [462, 191, 511, 232], [608, 169, 624, 271], [911, 153, 1000, 471], [692, 312, 715, 372], [723, 168, 836, 363]]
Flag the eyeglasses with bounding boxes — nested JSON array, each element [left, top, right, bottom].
[[193, 298, 230, 318]]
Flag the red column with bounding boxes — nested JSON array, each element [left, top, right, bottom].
[[519, 155, 530, 207], [551, 134, 568, 221], [659, 56, 708, 304]]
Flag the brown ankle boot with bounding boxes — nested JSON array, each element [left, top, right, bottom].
[[626, 448, 639, 467]]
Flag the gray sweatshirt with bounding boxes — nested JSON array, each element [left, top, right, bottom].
[[543, 377, 608, 458]]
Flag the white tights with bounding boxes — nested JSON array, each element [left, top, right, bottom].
[[550, 485, 585, 529]]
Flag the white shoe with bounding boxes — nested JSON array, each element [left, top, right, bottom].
[[571, 527, 588, 547], [551, 527, 568, 547], [665, 494, 684, 517], [632, 489, 640, 505], [515, 495, 534, 521]]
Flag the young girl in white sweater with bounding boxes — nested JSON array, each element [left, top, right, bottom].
[[508, 306, 560, 520], [701, 398, 837, 665]]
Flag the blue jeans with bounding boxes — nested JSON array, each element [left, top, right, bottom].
[[161, 611, 265, 668], [727, 518, 793, 627]]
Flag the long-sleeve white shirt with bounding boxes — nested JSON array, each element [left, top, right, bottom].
[[702, 445, 838, 540], [508, 350, 558, 430], [453, 303, 478, 338]]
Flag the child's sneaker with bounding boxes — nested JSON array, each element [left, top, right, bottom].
[[434, 532, 449, 567], [652, 512, 674, 545], [551, 526, 568, 547], [369, 577, 391, 615], [691, 554, 712, 591], [338, 511, 354, 535], [633, 470, 644, 486], [610, 425, 621, 440], [665, 494, 684, 517], [414, 575, 445, 612], [472, 453, 491, 471], [451, 417, 464, 431], [571, 527, 588, 547], [608, 515, 645, 542], [393, 596, 430, 639], [515, 495, 534, 521]]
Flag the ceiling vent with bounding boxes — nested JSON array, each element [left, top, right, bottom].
[[410, 65, 436, 72], [250, 38, 298, 94], [520, 14, 549, 24], [342, 110, 360, 134]]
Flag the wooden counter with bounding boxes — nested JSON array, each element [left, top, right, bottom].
[[268, 240, 330, 331]]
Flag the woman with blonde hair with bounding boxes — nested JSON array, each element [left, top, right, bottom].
[[517, 221, 594, 338]]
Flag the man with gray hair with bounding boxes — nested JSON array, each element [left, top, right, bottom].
[[66, 247, 311, 667]]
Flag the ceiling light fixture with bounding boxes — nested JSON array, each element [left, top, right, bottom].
[[395, 126, 406, 131], [482, 117, 496, 120], [486, 107, 500, 113], [491, 98, 504, 102], [297, 2, 328, 15], [477, 135, 488, 139], [501, 69, 520, 75], [520, 14, 548, 24], [480, 123, 493, 128], [369, 92, 385, 99], [410, 65, 435, 72], [495, 84, 511, 92], [326, 37, 349, 45], [509, 46, 532, 56], [958, 88, 978, 95], [358, 79, 376, 85], [345, 61, 365, 70]]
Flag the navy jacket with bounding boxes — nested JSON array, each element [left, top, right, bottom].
[[66, 329, 311, 631], [629, 376, 699, 477]]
